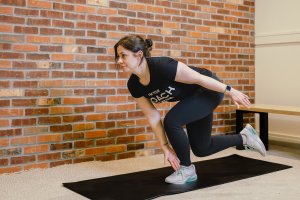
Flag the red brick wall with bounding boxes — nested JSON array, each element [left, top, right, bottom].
[[0, 0, 255, 174]]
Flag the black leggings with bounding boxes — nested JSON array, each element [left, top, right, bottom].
[[163, 85, 243, 166]]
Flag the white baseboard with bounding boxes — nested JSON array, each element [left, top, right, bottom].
[[268, 131, 300, 145]]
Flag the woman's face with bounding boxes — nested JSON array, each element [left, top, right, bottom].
[[116, 45, 141, 73]]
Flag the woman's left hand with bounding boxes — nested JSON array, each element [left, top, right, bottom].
[[226, 87, 251, 108]]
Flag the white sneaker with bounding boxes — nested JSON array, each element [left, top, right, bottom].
[[165, 164, 197, 184], [241, 124, 267, 156]]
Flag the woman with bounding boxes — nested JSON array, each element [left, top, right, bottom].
[[114, 35, 266, 185]]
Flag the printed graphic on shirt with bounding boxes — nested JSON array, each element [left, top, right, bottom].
[[148, 86, 175, 103]]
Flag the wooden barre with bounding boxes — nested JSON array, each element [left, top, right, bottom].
[[237, 104, 300, 116]]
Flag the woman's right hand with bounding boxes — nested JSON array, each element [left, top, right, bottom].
[[162, 145, 180, 171]]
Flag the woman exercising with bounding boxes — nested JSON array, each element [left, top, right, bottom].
[[114, 35, 266, 185]]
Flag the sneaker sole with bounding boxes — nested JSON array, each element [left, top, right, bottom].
[[165, 175, 198, 185]]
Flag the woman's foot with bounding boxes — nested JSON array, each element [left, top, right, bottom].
[[165, 164, 197, 184], [241, 124, 267, 156]]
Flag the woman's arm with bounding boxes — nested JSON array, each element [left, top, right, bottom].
[[135, 96, 180, 170], [175, 61, 250, 108], [135, 96, 169, 149]]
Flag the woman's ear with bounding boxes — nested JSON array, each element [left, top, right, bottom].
[[137, 50, 143, 58]]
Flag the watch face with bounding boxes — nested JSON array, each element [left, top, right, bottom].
[[226, 85, 231, 91]]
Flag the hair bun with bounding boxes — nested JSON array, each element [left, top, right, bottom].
[[145, 39, 153, 48]]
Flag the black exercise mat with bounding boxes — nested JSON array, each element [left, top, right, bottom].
[[63, 154, 292, 200]]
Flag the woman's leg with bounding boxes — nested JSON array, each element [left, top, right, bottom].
[[163, 89, 243, 166], [186, 113, 242, 158]]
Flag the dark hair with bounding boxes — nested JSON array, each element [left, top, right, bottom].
[[114, 35, 153, 65]]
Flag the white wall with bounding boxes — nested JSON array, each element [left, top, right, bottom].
[[255, 0, 300, 144]]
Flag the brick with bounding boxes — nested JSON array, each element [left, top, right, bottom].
[[87, 47, 106, 53], [0, 15, 25, 24], [76, 22, 96, 29], [0, 119, 9, 127], [75, 71, 95, 78], [63, 98, 85, 105], [50, 124, 72, 132], [105, 145, 126, 153], [62, 149, 84, 158], [87, 0, 109, 7], [27, 35, 50, 43], [12, 118, 36, 126], [74, 157, 94, 164], [11, 136, 36, 146], [75, 5, 96, 13], [38, 134, 61, 143], [86, 97, 106, 104], [74, 89, 94, 96], [76, 38, 96, 45], [40, 80, 63, 88], [50, 142, 72, 151], [25, 90, 48, 97], [86, 113, 106, 121], [0, 166, 22, 174], [24, 126, 48, 135], [40, 28, 63, 35], [127, 143, 144, 150], [11, 155, 36, 165], [14, 8, 39, 16], [0, 25, 13, 32], [26, 53, 50, 60], [27, 18, 51, 26], [0, 52, 24, 59], [26, 71, 49, 79], [108, 112, 126, 120], [38, 152, 61, 161], [52, 71, 73, 78], [24, 163, 48, 170], [74, 140, 94, 148], [53, 2, 74, 11], [50, 89, 73, 97], [28, 0, 52, 9], [73, 123, 94, 131], [13, 44, 38, 52], [97, 7, 117, 15], [117, 136, 135, 144], [63, 46, 84, 53], [63, 115, 84, 123], [96, 121, 115, 129], [37, 98, 61, 106], [64, 80, 85, 87], [0, 89, 23, 97], [0, 99, 9, 107], [85, 130, 106, 139], [63, 132, 84, 140], [0, 6, 13, 14], [108, 128, 126, 137], [52, 54, 74, 61], [98, 23, 116, 31], [25, 108, 49, 116], [50, 160, 72, 168], [96, 88, 115, 95], [52, 20, 74, 28], [96, 138, 115, 146], [14, 26, 38, 34], [65, 29, 85, 36], [0, 138, 9, 147], [13, 81, 38, 88], [117, 152, 135, 160], [40, 10, 63, 18], [38, 116, 61, 124], [0, 158, 8, 166], [0, 60, 11, 69], [85, 147, 105, 156], [74, 106, 94, 113]]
